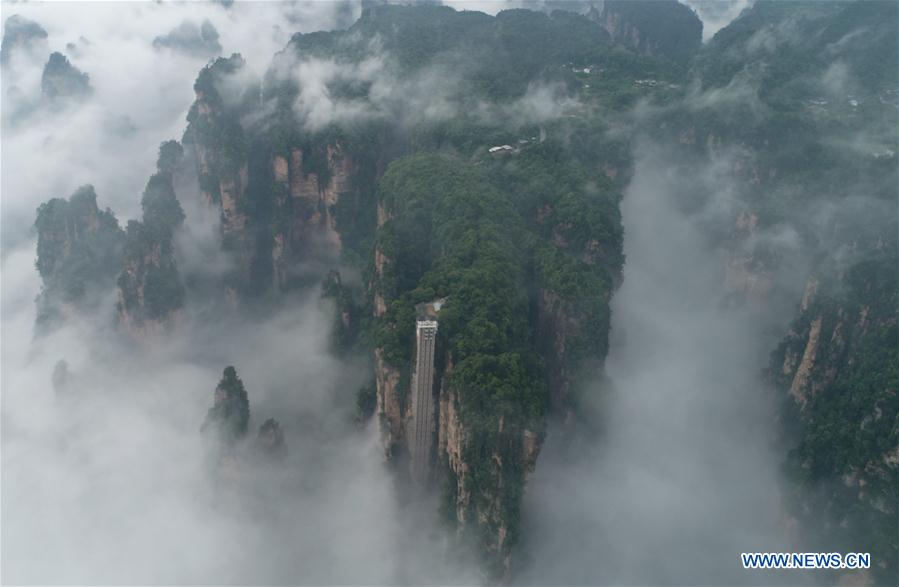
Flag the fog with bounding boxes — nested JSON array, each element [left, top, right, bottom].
[[1, 2, 475, 584], [1, 2, 841, 585], [2, 169, 474, 582], [0, 1, 357, 247], [683, 0, 755, 41], [2, 271, 476, 583], [518, 143, 807, 585]]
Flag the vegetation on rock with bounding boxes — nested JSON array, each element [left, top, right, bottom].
[[34, 185, 125, 329], [41, 51, 92, 102], [202, 366, 251, 444]]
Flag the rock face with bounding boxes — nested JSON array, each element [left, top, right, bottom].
[[321, 270, 360, 351], [183, 54, 372, 298], [202, 366, 251, 446], [17, 3, 895, 583], [34, 185, 125, 330], [644, 3, 897, 580], [183, 54, 249, 208], [152, 19, 221, 58], [169, 5, 633, 578], [116, 143, 187, 336], [590, 0, 702, 64], [41, 52, 92, 102], [722, 210, 774, 305], [255, 418, 287, 459], [534, 289, 580, 409], [373, 347, 405, 452], [32, 141, 190, 337], [531, 184, 623, 416], [1, 14, 47, 66], [534, 278, 616, 416], [32, 144, 186, 336], [771, 252, 898, 581], [369, 196, 407, 451], [116, 220, 184, 335], [366, 152, 624, 580], [434, 357, 542, 580], [774, 257, 897, 423], [271, 142, 352, 280]]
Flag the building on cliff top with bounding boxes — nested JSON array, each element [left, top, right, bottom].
[[488, 145, 514, 155], [409, 298, 445, 485]]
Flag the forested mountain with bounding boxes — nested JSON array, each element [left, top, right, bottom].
[[12, 1, 897, 584], [653, 2, 898, 581], [177, 6, 632, 574]]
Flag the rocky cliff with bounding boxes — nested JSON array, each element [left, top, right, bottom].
[[321, 269, 360, 352], [270, 142, 352, 280], [202, 365, 251, 445], [19, 2, 899, 583], [31, 142, 188, 337], [153, 19, 222, 59], [367, 148, 624, 579], [531, 180, 623, 413], [255, 418, 287, 459], [771, 251, 898, 582], [436, 358, 543, 580], [182, 53, 382, 299], [590, 0, 702, 65], [41, 51, 92, 103], [1, 14, 47, 66], [115, 143, 187, 336], [637, 4, 898, 579], [34, 185, 125, 330]]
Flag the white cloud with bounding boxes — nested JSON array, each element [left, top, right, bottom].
[[1, 3, 477, 584]]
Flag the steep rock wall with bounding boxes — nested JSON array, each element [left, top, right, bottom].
[[589, 0, 702, 65], [770, 253, 898, 582], [115, 163, 186, 337], [434, 354, 541, 580], [33, 185, 125, 330], [115, 235, 184, 337], [186, 67, 365, 296]]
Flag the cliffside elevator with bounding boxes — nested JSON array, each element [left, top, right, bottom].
[[409, 298, 445, 485]]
